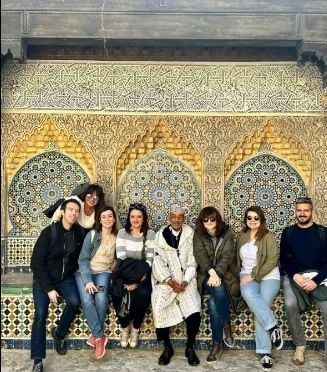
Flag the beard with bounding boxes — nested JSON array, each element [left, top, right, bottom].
[[296, 216, 311, 225]]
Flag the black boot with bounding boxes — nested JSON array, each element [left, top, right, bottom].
[[185, 347, 200, 366], [158, 345, 174, 365]]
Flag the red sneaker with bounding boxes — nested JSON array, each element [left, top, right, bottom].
[[87, 335, 96, 348], [94, 336, 108, 359]]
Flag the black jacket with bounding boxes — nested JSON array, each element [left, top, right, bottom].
[[111, 257, 151, 316], [30, 221, 85, 293]]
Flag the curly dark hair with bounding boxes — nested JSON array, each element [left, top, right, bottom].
[[124, 203, 149, 237], [78, 183, 105, 211], [194, 206, 224, 240], [242, 206, 269, 241], [94, 205, 118, 235]]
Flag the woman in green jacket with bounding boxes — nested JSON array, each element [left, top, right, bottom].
[[193, 206, 240, 364], [236, 206, 283, 371]]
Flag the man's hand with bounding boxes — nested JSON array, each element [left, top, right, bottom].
[[301, 279, 318, 292], [48, 290, 60, 306], [293, 273, 309, 287], [180, 281, 189, 290], [167, 279, 185, 293]]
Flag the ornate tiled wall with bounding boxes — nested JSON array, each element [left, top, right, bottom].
[[1, 291, 324, 349], [1, 61, 326, 347]]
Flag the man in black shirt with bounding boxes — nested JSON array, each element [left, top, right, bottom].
[[280, 197, 327, 365], [30, 199, 85, 372]]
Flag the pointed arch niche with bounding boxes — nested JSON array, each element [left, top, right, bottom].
[[224, 120, 311, 237], [224, 120, 312, 186], [116, 118, 202, 186], [5, 117, 96, 185], [115, 119, 203, 230], [3, 117, 95, 235]]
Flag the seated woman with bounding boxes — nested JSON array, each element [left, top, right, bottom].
[[51, 184, 105, 232], [237, 206, 283, 371], [75, 205, 117, 359], [193, 206, 241, 364], [113, 203, 156, 348]]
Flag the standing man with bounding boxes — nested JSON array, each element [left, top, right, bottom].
[[151, 206, 201, 366], [280, 196, 327, 365], [30, 199, 85, 372]]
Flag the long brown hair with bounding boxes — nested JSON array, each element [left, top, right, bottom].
[[242, 206, 269, 241], [95, 205, 118, 235], [194, 206, 224, 240]]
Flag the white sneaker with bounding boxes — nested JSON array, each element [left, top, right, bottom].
[[292, 345, 306, 365], [129, 327, 140, 348], [120, 327, 129, 348]]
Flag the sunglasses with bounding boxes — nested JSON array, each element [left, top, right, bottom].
[[129, 203, 147, 212], [85, 194, 99, 201], [247, 216, 260, 221], [203, 217, 216, 223]]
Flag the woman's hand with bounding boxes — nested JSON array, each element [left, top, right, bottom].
[[124, 283, 137, 291], [240, 274, 253, 286], [85, 282, 98, 294], [207, 275, 221, 287]]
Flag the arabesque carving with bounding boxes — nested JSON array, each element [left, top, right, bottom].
[[4, 117, 96, 184], [224, 120, 312, 185], [116, 118, 202, 184]]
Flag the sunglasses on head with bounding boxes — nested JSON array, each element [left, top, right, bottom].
[[247, 216, 260, 221], [203, 217, 216, 223], [129, 203, 147, 212], [85, 194, 99, 200]]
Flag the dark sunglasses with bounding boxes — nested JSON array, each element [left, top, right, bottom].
[[203, 217, 216, 223], [129, 203, 147, 212], [247, 216, 260, 221]]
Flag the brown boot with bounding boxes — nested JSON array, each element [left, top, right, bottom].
[[206, 341, 222, 364], [223, 322, 235, 348]]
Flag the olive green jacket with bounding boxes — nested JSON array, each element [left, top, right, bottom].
[[236, 231, 279, 281], [193, 228, 245, 313]]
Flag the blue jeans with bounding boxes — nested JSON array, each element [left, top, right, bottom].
[[75, 272, 111, 339], [203, 280, 231, 342], [240, 277, 280, 354], [31, 275, 80, 360]]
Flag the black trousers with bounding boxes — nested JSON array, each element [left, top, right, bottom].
[[156, 312, 201, 348], [119, 278, 152, 329]]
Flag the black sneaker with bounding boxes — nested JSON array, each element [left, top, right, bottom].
[[271, 327, 283, 350], [260, 354, 273, 371], [51, 327, 67, 355], [32, 361, 43, 372]]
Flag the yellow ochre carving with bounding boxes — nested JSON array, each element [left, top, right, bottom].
[[5, 117, 95, 183], [224, 120, 311, 185]]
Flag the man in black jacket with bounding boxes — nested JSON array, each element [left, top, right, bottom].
[[280, 196, 327, 365], [30, 199, 85, 372]]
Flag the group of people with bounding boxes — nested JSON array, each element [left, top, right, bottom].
[[29, 186, 327, 372]]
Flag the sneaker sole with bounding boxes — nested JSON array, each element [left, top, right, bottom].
[[86, 341, 95, 348], [223, 339, 235, 348]]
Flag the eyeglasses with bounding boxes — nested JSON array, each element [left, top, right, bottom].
[[129, 203, 147, 212], [203, 217, 216, 223], [247, 216, 260, 221], [85, 194, 99, 201]]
